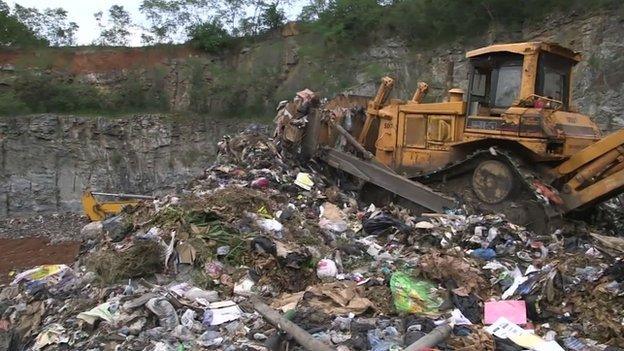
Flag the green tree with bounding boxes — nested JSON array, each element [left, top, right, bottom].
[[139, 0, 292, 42], [298, 0, 329, 21], [312, 0, 382, 44], [188, 20, 231, 53], [140, 0, 189, 44], [234, 16, 256, 36], [94, 5, 132, 46], [0, 1, 45, 47], [13, 4, 78, 46], [259, 2, 285, 31]]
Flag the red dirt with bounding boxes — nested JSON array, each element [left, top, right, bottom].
[[0, 238, 80, 284], [0, 45, 197, 74]]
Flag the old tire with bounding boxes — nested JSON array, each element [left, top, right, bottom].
[[472, 159, 515, 204]]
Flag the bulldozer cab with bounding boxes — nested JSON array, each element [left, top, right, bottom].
[[466, 42, 580, 116]]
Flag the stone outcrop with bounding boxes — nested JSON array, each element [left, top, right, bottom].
[[0, 114, 243, 216], [1, 9, 624, 216], [1, 10, 623, 127]]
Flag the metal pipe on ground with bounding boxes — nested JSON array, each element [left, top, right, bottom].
[[404, 323, 453, 351], [251, 296, 336, 351]]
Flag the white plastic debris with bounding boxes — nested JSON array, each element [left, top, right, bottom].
[[414, 221, 435, 229], [256, 218, 283, 232], [203, 301, 242, 326], [294, 172, 314, 190], [316, 258, 338, 279], [233, 276, 255, 296]]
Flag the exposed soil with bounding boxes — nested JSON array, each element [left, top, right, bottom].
[[0, 46, 195, 74], [0, 238, 80, 284]]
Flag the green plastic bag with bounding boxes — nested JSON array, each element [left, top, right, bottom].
[[390, 271, 443, 315]]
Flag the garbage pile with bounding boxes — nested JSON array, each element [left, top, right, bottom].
[[1, 126, 624, 350]]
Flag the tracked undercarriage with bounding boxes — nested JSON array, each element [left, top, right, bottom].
[[352, 148, 559, 233], [414, 149, 560, 232], [276, 41, 624, 234]]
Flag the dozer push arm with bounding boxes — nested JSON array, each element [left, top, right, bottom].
[[358, 77, 395, 144], [555, 129, 624, 211], [320, 148, 456, 213]]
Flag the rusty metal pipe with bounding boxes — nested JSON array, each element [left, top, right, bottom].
[[404, 323, 452, 351]]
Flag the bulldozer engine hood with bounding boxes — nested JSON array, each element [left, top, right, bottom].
[[543, 110, 601, 140], [497, 107, 601, 140]]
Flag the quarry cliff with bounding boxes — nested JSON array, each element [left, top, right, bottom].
[[1, 8, 624, 215]]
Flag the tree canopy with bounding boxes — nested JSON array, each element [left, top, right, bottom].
[[13, 4, 78, 46], [94, 5, 133, 46], [0, 1, 51, 47], [1, 0, 622, 50]]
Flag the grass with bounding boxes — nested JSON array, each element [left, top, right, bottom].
[[86, 240, 163, 284]]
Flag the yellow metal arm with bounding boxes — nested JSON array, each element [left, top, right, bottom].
[[81, 191, 148, 221]]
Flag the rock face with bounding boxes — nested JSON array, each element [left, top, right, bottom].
[[1, 10, 623, 216], [1, 10, 623, 127], [0, 114, 243, 216], [344, 10, 624, 130]]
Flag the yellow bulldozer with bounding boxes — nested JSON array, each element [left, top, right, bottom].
[[278, 42, 624, 231]]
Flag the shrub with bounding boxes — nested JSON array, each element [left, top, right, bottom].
[[12, 71, 103, 113], [0, 91, 30, 115], [112, 71, 147, 110], [188, 20, 231, 53], [307, 0, 382, 45]]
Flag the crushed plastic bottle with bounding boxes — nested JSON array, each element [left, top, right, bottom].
[[197, 330, 223, 347], [146, 297, 179, 330]]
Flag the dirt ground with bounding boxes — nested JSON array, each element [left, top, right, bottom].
[[0, 238, 80, 284], [0, 213, 84, 284]]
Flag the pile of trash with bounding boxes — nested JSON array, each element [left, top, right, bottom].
[[1, 124, 624, 351]]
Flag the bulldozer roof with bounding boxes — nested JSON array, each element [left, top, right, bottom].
[[466, 42, 581, 62]]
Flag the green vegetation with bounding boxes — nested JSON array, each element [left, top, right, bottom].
[[1, 0, 622, 117], [301, 0, 622, 48], [12, 71, 102, 113], [0, 67, 170, 115], [188, 20, 232, 53], [305, 0, 382, 45], [0, 2, 46, 47], [0, 0, 77, 47]]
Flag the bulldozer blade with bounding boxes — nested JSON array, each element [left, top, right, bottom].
[[320, 148, 456, 213], [556, 129, 624, 176]]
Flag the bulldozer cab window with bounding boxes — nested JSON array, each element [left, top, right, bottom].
[[471, 71, 487, 100], [537, 52, 572, 109], [468, 54, 523, 115], [493, 65, 522, 107]]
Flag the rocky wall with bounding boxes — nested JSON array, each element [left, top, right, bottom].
[[1, 10, 623, 128], [0, 114, 245, 216]]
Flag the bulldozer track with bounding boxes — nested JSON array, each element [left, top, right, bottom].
[[416, 149, 542, 203], [413, 148, 562, 231]]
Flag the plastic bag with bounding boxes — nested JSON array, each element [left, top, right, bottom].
[[317, 259, 338, 279], [363, 214, 411, 236], [180, 309, 196, 328], [390, 272, 443, 315]]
